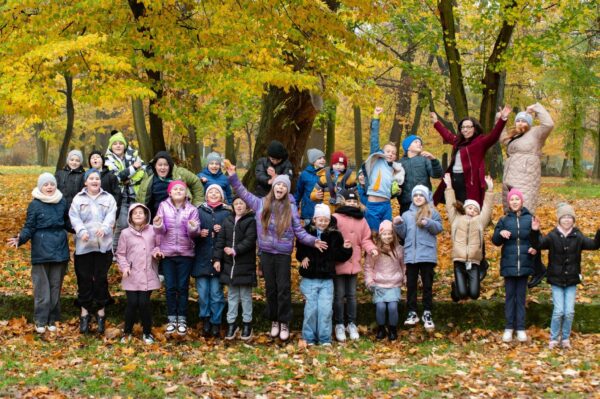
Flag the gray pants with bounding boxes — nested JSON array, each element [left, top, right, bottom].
[[333, 274, 358, 324], [112, 198, 131, 253], [31, 262, 68, 326], [226, 285, 253, 324]]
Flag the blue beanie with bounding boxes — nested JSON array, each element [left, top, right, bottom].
[[84, 168, 101, 181], [515, 112, 533, 127], [402, 135, 422, 153]]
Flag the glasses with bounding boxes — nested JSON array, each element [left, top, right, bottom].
[[461, 125, 474, 130]]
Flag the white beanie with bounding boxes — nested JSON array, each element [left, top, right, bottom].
[[37, 172, 57, 191], [67, 149, 83, 163], [412, 185, 430, 202], [313, 203, 331, 219], [463, 199, 481, 213], [205, 184, 225, 201]]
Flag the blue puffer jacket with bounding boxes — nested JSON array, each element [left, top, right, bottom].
[[492, 208, 535, 277], [394, 203, 443, 264], [192, 203, 232, 277], [197, 167, 233, 204], [294, 164, 322, 219]]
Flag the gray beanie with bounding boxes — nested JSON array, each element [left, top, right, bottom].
[[206, 152, 222, 164], [205, 184, 225, 201], [272, 175, 291, 192], [67, 149, 83, 163], [307, 148, 325, 165], [37, 172, 57, 191], [515, 111, 533, 127]]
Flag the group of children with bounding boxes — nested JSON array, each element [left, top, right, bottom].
[[8, 112, 600, 350]]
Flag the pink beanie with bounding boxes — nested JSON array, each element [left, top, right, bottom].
[[167, 180, 187, 194], [507, 188, 524, 204], [379, 220, 393, 235]]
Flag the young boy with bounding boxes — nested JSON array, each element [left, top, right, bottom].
[[198, 152, 233, 204], [295, 204, 352, 346], [310, 151, 357, 214], [254, 140, 294, 197], [295, 148, 326, 224]]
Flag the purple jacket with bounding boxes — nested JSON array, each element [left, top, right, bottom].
[[116, 203, 161, 291], [229, 174, 316, 255], [154, 198, 200, 257]]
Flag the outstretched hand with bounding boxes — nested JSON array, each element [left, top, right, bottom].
[[499, 105, 512, 120], [443, 173, 452, 188], [315, 239, 328, 252], [484, 175, 493, 190], [223, 159, 236, 175], [531, 216, 540, 231], [374, 106, 384, 116], [6, 234, 19, 248]]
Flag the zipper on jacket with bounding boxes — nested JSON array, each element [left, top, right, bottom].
[[466, 148, 474, 185], [465, 220, 470, 263], [516, 215, 521, 276], [230, 218, 237, 280], [413, 218, 418, 263]]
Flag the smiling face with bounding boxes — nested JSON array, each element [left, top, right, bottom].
[[344, 198, 359, 208], [413, 193, 426, 207], [67, 155, 81, 170], [130, 207, 147, 227], [383, 144, 397, 162], [206, 187, 223, 203], [380, 230, 394, 245], [155, 158, 170, 178], [272, 182, 288, 200], [111, 141, 125, 157], [233, 198, 247, 217], [169, 184, 187, 202], [559, 215, 575, 231], [85, 173, 101, 194], [332, 162, 345, 172], [313, 156, 326, 169], [41, 181, 57, 196], [89, 154, 103, 169], [464, 204, 480, 217], [509, 195, 523, 212], [460, 121, 475, 139], [313, 216, 330, 231], [408, 139, 422, 155], [515, 119, 530, 133], [207, 160, 221, 174]]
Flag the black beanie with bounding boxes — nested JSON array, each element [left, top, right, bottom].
[[267, 140, 288, 160], [88, 150, 104, 168], [151, 151, 175, 178]]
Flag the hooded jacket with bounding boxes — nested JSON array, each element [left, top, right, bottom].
[[332, 206, 377, 275], [215, 211, 258, 286], [364, 243, 405, 288], [153, 198, 200, 257], [394, 203, 443, 265], [192, 203, 232, 277], [69, 188, 117, 255], [294, 164, 322, 219], [309, 167, 358, 214], [197, 166, 233, 204], [105, 144, 146, 199], [254, 156, 294, 198], [492, 207, 535, 277]]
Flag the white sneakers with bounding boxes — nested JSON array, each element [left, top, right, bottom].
[[35, 325, 46, 334], [347, 323, 360, 340], [279, 323, 290, 341], [143, 334, 155, 344], [548, 340, 559, 349], [502, 329, 514, 342], [335, 324, 346, 342], [165, 322, 177, 335], [46, 324, 57, 332], [270, 322, 280, 338], [404, 312, 419, 326], [422, 311, 435, 331], [516, 330, 527, 342]]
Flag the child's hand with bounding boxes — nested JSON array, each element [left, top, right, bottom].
[[122, 269, 130, 278], [343, 240, 352, 249], [374, 106, 383, 116], [484, 175, 493, 190], [188, 220, 199, 231], [6, 235, 19, 248], [430, 112, 438, 124], [301, 257, 310, 269], [443, 173, 452, 188], [393, 216, 403, 225], [133, 160, 142, 169], [223, 159, 235, 175], [419, 218, 428, 227], [153, 215, 162, 226], [267, 166, 276, 178], [421, 151, 434, 160], [500, 230, 511, 239], [499, 104, 512, 120], [315, 189, 324, 200], [315, 239, 328, 252], [213, 224, 221, 233], [214, 261, 221, 272], [95, 229, 105, 238], [200, 229, 210, 238], [224, 247, 234, 255], [528, 247, 537, 255], [153, 250, 164, 260], [526, 104, 536, 114], [81, 232, 90, 241], [200, 177, 208, 183], [531, 216, 540, 231], [371, 249, 378, 257]]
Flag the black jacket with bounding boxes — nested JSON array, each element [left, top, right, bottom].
[[492, 208, 535, 277], [55, 165, 85, 209], [254, 157, 294, 197], [295, 217, 353, 279], [215, 212, 258, 286], [192, 203, 232, 278], [530, 227, 600, 287], [399, 155, 443, 207], [100, 167, 121, 210]]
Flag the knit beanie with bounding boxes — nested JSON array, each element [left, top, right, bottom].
[[379, 220, 393, 235], [206, 152, 222, 164], [272, 175, 291, 192], [88, 150, 104, 168], [340, 188, 359, 202], [412, 185, 430, 202], [313, 203, 331, 219], [515, 112, 533, 127], [151, 151, 174, 177], [402, 135, 422, 153], [205, 184, 225, 201], [307, 148, 325, 165], [557, 203, 576, 221], [330, 151, 348, 168], [267, 140, 288, 160], [507, 188, 524, 204], [463, 199, 481, 213], [37, 173, 57, 190], [108, 131, 128, 149], [67, 149, 83, 164], [167, 180, 187, 194], [84, 168, 101, 181]]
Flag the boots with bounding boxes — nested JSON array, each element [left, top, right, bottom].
[[451, 282, 460, 302], [211, 323, 221, 338], [202, 317, 211, 336], [79, 315, 91, 334], [528, 253, 546, 289], [479, 259, 489, 282], [376, 325, 387, 340], [225, 323, 239, 340], [241, 322, 253, 341], [388, 325, 398, 341], [96, 315, 106, 335]]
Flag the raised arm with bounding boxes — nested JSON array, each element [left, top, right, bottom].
[[369, 107, 383, 155], [228, 173, 262, 212], [529, 103, 554, 144]]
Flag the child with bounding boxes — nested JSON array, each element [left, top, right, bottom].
[[530, 204, 600, 349], [363, 107, 405, 231], [296, 204, 353, 346], [332, 188, 378, 342], [492, 188, 536, 343], [153, 180, 200, 336], [399, 135, 443, 214], [192, 184, 231, 338], [225, 160, 327, 341], [444, 174, 495, 301], [295, 148, 326, 224], [116, 203, 161, 344], [214, 196, 257, 341], [364, 220, 406, 341], [69, 169, 117, 334], [88, 150, 121, 210], [7, 173, 70, 333], [198, 152, 233, 204], [254, 140, 294, 197], [394, 185, 443, 331], [310, 151, 357, 214], [55, 149, 85, 211]]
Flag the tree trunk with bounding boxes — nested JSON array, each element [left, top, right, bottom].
[[593, 109, 600, 180], [304, 123, 326, 167], [183, 124, 202, 171], [389, 47, 416, 147], [55, 73, 74, 173], [244, 124, 255, 168], [132, 97, 153, 161], [409, 54, 436, 136], [353, 105, 363, 167], [34, 122, 49, 166], [225, 116, 237, 166], [325, 105, 336, 161]]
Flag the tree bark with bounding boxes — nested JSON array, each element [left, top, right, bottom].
[[593, 109, 600, 180], [55, 73, 74, 173], [131, 98, 153, 161], [244, 123, 255, 168], [225, 116, 237, 166], [34, 122, 49, 166], [183, 124, 202, 171], [353, 105, 363, 167], [389, 47, 416, 146], [325, 104, 336, 161]]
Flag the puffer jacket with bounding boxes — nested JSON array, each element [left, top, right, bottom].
[[55, 165, 85, 209], [115, 203, 161, 291], [99, 167, 122, 210], [198, 167, 232, 204], [364, 243, 405, 288], [445, 188, 495, 264], [69, 188, 117, 255], [294, 164, 322, 219], [333, 205, 377, 275], [229, 173, 316, 255], [531, 227, 600, 287], [394, 203, 443, 265], [309, 167, 357, 214], [192, 203, 232, 277], [492, 207, 535, 277], [105, 145, 146, 199], [153, 198, 200, 257], [215, 211, 257, 286], [399, 155, 443, 208], [254, 157, 294, 197], [501, 103, 554, 213]]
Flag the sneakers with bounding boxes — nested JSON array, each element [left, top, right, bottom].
[[422, 311, 435, 331], [177, 320, 188, 336], [225, 323, 239, 340], [561, 340, 571, 349], [35, 325, 46, 334], [335, 324, 347, 342], [46, 324, 57, 333], [502, 329, 514, 343], [321, 342, 332, 347], [165, 322, 177, 335], [548, 340, 559, 349], [143, 334, 155, 344], [279, 323, 290, 341], [347, 323, 360, 340], [516, 330, 527, 342], [241, 323, 253, 341], [120, 334, 132, 344], [270, 322, 280, 338], [404, 312, 419, 327]]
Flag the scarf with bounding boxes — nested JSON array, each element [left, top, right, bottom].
[[32, 187, 63, 204], [207, 201, 223, 209]]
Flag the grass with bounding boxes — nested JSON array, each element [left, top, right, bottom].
[[548, 180, 600, 198]]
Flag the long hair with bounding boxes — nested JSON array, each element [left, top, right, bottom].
[[374, 230, 400, 259], [453, 201, 466, 216], [415, 203, 432, 227], [505, 124, 531, 141], [261, 190, 292, 238], [456, 117, 483, 146]]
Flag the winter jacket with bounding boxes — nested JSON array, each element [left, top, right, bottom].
[[310, 167, 357, 213], [229, 173, 316, 255], [445, 188, 495, 264], [69, 189, 117, 255], [18, 197, 69, 264], [192, 203, 232, 277], [501, 103, 554, 213], [333, 205, 377, 275], [115, 203, 161, 291], [254, 156, 295, 197], [153, 198, 200, 257], [197, 167, 232, 204], [55, 165, 85, 210], [105, 146, 146, 200], [492, 208, 535, 277], [296, 218, 353, 279], [394, 204, 443, 265], [215, 212, 258, 286], [294, 164, 322, 219], [399, 155, 443, 208], [530, 227, 600, 287], [433, 118, 507, 207], [364, 243, 405, 288]]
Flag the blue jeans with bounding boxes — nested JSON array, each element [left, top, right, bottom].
[[504, 276, 528, 330], [550, 285, 576, 342], [365, 200, 392, 231], [300, 278, 334, 344], [162, 256, 193, 320], [196, 276, 225, 325], [227, 285, 253, 324]]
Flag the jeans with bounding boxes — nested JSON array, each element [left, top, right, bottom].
[[451, 173, 466, 203], [162, 256, 193, 319], [365, 200, 392, 231], [300, 278, 334, 344], [260, 253, 292, 323], [504, 276, 528, 330], [227, 285, 253, 324], [113, 197, 131, 254], [196, 276, 225, 325], [550, 284, 576, 341], [74, 252, 113, 312], [454, 261, 480, 300], [333, 274, 358, 324], [376, 301, 399, 326], [124, 290, 153, 335], [31, 262, 67, 326], [406, 263, 435, 313]]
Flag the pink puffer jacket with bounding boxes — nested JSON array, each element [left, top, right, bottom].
[[364, 244, 406, 288], [333, 209, 377, 275], [154, 198, 200, 257]]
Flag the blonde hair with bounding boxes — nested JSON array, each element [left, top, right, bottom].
[[374, 231, 400, 259], [261, 191, 292, 238], [415, 203, 432, 227]]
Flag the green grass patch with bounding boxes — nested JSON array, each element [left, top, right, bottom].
[[549, 180, 600, 198]]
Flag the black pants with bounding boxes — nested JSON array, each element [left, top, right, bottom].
[[406, 263, 435, 313], [454, 261, 480, 300], [74, 252, 113, 312], [260, 253, 292, 323], [451, 173, 467, 203], [124, 290, 153, 335]]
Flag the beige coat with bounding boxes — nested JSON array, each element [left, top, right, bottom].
[[500, 103, 554, 212], [445, 188, 495, 264]]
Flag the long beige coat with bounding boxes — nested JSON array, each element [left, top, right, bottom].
[[501, 103, 554, 212]]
